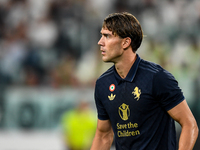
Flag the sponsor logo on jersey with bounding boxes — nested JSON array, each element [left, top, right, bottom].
[[108, 93, 116, 101], [119, 103, 130, 121]]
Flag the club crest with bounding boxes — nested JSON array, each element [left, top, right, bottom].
[[132, 87, 141, 101]]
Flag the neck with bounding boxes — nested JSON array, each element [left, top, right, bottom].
[[115, 52, 137, 79]]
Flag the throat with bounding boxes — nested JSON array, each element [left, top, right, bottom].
[[115, 54, 137, 79], [115, 67, 127, 79]]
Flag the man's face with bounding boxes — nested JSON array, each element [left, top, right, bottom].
[[98, 28, 124, 63]]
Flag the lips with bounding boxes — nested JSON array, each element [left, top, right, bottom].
[[101, 49, 106, 55], [102, 51, 106, 56]]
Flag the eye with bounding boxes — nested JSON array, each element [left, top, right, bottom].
[[104, 34, 109, 38]]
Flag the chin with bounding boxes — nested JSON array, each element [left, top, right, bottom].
[[102, 56, 116, 63], [103, 60, 113, 63], [102, 57, 111, 62]]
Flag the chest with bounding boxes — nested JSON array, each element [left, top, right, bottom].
[[100, 81, 159, 121]]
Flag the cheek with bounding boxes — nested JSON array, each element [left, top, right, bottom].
[[108, 39, 122, 50], [108, 42, 123, 55]]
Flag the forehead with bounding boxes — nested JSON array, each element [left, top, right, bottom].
[[100, 28, 118, 37], [100, 28, 113, 34]]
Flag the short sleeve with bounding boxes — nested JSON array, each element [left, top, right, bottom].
[[94, 82, 109, 120], [153, 69, 185, 111]]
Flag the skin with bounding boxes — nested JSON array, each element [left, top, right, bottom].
[[90, 28, 199, 150], [168, 100, 199, 150], [98, 28, 136, 79]]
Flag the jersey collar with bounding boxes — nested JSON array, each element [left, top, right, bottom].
[[114, 54, 141, 84]]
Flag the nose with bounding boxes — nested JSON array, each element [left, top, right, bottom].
[[98, 37, 104, 46]]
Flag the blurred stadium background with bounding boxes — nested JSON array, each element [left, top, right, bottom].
[[0, 0, 199, 149]]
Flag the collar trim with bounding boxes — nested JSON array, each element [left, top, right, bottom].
[[114, 54, 141, 84]]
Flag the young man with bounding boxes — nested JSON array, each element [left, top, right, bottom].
[[91, 12, 198, 150]]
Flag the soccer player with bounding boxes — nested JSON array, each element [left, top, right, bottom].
[[90, 12, 198, 150]]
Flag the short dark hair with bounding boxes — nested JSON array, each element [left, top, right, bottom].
[[102, 12, 143, 52]]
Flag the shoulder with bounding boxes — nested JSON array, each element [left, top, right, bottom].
[[139, 59, 163, 74], [138, 59, 175, 82], [96, 65, 115, 83], [139, 60, 179, 93]]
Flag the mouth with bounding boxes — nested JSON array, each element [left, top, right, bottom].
[[100, 48, 106, 55], [101, 50, 106, 55]]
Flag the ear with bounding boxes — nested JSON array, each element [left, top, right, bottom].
[[122, 37, 131, 49]]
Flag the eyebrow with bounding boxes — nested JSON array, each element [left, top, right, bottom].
[[100, 33, 111, 37]]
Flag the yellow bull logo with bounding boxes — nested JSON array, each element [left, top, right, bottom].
[[132, 87, 141, 101]]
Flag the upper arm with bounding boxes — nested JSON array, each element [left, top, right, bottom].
[[96, 119, 113, 135], [167, 100, 197, 126], [91, 119, 114, 150]]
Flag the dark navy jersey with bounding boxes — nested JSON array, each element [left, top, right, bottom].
[[94, 54, 185, 150]]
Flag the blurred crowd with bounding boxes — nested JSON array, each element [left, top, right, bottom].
[[0, 0, 200, 89], [0, 0, 200, 113]]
